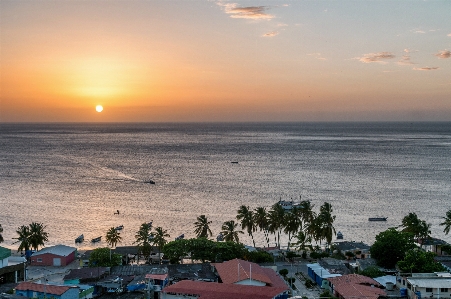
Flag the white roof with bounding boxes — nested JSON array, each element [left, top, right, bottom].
[[374, 275, 396, 286], [32, 245, 76, 257], [407, 278, 451, 288]]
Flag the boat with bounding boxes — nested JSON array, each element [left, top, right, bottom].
[[75, 234, 84, 243], [175, 234, 184, 240], [115, 225, 124, 231], [144, 180, 155, 184], [147, 221, 153, 227], [336, 231, 343, 239], [91, 236, 102, 243], [277, 200, 301, 211], [231, 161, 239, 164], [368, 217, 387, 221]]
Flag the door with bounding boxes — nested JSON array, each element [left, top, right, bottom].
[[53, 258, 61, 266]]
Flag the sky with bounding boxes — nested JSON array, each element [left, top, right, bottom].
[[1, 0, 450, 122]]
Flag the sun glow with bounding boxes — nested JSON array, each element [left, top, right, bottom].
[[96, 105, 104, 112]]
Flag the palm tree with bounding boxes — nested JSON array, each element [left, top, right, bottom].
[[134, 223, 152, 262], [150, 226, 170, 264], [0, 224, 4, 243], [401, 212, 431, 240], [267, 203, 285, 248], [221, 220, 244, 243], [236, 205, 256, 247], [13, 225, 31, 253], [253, 207, 270, 247], [440, 210, 451, 235], [318, 202, 336, 248], [194, 215, 213, 238], [106, 227, 122, 248], [292, 230, 312, 253], [284, 207, 302, 251], [28, 222, 49, 251]]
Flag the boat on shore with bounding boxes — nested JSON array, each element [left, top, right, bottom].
[[277, 200, 301, 211], [115, 225, 124, 230], [91, 236, 102, 243], [368, 217, 387, 221], [75, 234, 84, 243]]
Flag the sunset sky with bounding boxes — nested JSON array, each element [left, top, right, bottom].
[[1, 0, 450, 122]]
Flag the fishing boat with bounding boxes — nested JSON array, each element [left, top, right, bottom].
[[91, 236, 102, 243], [175, 234, 184, 240], [115, 225, 124, 230], [75, 234, 84, 243], [277, 200, 301, 211], [336, 231, 343, 239], [368, 217, 387, 221], [144, 180, 155, 184]]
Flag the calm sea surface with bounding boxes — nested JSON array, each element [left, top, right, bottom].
[[0, 122, 450, 251]]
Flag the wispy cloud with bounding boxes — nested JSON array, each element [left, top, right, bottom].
[[358, 52, 396, 64], [414, 30, 426, 34], [413, 67, 439, 71], [448, 33, 451, 37], [435, 50, 451, 59], [218, 2, 274, 20], [263, 31, 278, 37], [397, 55, 414, 65], [308, 53, 327, 60]]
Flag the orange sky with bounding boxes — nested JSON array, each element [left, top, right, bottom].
[[1, 1, 450, 122]]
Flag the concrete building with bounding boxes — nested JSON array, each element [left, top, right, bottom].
[[15, 282, 79, 299], [30, 245, 76, 267], [397, 273, 451, 299], [0, 246, 26, 283]]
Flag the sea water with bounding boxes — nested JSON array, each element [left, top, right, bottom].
[[0, 122, 450, 251]]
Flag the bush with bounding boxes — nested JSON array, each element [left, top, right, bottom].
[[305, 278, 316, 288], [286, 251, 300, 259], [310, 251, 329, 259], [279, 268, 289, 277], [301, 251, 307, 259]]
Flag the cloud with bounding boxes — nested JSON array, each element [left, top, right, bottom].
[[413, 67, 439, 71], [308, 53, 327, 60], [415, 30, 426, 34], [358, 52, 396, 64], [397, 55, 414, 65], [448, 33, 451, 37], [263, 31, 279, 37], [218, 2, 274, 19], [435, 50, 451, 59]]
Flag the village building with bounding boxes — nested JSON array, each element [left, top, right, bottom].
[[0, 246, 26, 283], [162, 259, 289, 299], [326, 274, 385, 299], [397, 272, 451, 299], [29, 245, 76, 267], [15, 281, 79, 299]]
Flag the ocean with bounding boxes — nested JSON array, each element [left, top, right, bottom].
[[0, 122, 450, 251]]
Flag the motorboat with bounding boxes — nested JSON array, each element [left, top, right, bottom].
[[75, 234, 84, 243], [91, 236, 102, 243], [368, 217, 387, 221], [277, 200, 301, 211], [336, 231, 343, 239], [115, 225, 124, 230]]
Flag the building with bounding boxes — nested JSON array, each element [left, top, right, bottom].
[[397, 272, 451, 299], [0, 246, 26, 283], [333, 241, 371, 259], [162, 259, 289, 299], [30, 245, 76, 267], [15, 282, 79, 299], [307, 263, 341, 289], [326, 274, 385, 299]]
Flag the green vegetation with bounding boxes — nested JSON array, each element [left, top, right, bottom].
[[105, 227, 122, 248], [304, 278, 316, 288], [134, 223, 153, 261], [237, 205, 256, 247], [150, 226, 170, 264], [221, 220, 244, 243], [400, 212, 431, 240], [88, 247, 122, 267], [440, 210, 451, 235], [194, 215, 213, 238], [370, 228, 415, 268], [397, 249, 446, 273], [279, 268, 289, 277], [13, 222, 49, 252], [319, 290, 337, 299], [358, 266, 384, 278]]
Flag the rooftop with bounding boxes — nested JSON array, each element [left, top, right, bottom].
[[327, 274, 385, 299], [212, 259, 272, 285], [32, 245, 76, 257], [15, 282, 75, 296]]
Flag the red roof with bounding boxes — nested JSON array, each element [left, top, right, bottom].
[[145, 273, 168, 280], [16, 282, 73, 296], [327, 274, 385, 299], [213, 258, 280, 286], [162, 280, 287, 299]]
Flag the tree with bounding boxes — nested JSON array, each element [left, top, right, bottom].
[[13, 225, 31, 253], [236, 205, 256, 247], [397, 249, 446, 273], [28, 222, 49, 251], [221, 220, 244, 243], [400, 212, 431, 240], [105, 227, 122, 248], [318, 202, 336, 247], [88, 247, 122, 267], [151, 226, 170, 264], [292, 230, 312, 253], [440, 210, 451, 235], [370, 228, 415, 268], [267, 203, 285, 248], [134, 223, 152, 262], [284, 208, 303, 251], [163, 239, 190, 264], [194, 215, 212, 238], [253, 207, 270, 247], [279, 268, 289, 278], [0, 224, 3, 243]]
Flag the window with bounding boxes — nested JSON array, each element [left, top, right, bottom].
[[440, 288, 448, 293], [403, 280, 406, 286], [426, 288, 433, 292], [37, 258, 42, 262]]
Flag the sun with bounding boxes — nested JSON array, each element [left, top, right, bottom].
[[96, 105, 103, 112]]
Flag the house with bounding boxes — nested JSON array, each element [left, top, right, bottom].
[[161, 259, 289, 299], [30, 245, 76, 267], [307, 263, 341, 288], [15, 281, 79, 299], [397, 272, 451, 299], [326, 274, 385, 299], [333, 241, 371, 259], [0, 246, 26, 283], [63, 267, 110, 284], [416, 238, 449, 256]]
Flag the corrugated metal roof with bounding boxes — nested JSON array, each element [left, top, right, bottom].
[[374, 275, 396, 286], [407, 278, 451, 288], [15, 282, 74, 295], [0, 246, 11, 260], [32, 245, 76, 257]]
